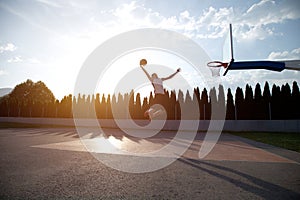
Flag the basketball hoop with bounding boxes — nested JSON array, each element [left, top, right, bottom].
[[207, 61, 228, 76]]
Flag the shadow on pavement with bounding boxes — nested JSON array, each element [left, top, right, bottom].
[[178, 157, 300, 199]]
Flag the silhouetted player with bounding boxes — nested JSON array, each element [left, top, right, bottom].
[[139, 59, 181, 119]]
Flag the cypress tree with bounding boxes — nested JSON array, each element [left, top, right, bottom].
[[235, 87, 244, 120], [226, 88, 235, 120], [291, 81, 300, 119]]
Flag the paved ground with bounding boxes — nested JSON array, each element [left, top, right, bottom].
[[0, 128, 299, 199]]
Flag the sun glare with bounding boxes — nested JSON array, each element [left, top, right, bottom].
[[95, 49, 207, 98]]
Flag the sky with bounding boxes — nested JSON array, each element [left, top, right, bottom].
[[0, 0, 300, 100]]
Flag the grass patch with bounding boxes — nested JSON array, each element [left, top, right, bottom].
[[230, 132, 300, 153]]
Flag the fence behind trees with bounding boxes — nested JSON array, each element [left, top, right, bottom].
[[0, 81, 299, 120]]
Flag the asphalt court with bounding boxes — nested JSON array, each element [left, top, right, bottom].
[[1, 128, 299, 199]]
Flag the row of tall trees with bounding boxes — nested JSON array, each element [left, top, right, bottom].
[[0, 79, 299, 120]]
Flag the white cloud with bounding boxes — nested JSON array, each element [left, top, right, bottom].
[[198, 6, 234, 27], [0, 70, 8, 76], [104, 0, 299, 42], [239, 25, 274, 41], [32, 0, 298, 44], [244, 0, 300, 25], [7, 56, 23, 63], [7, 56, 41, 64], [104, 3, 232, 39], [235, 0, 300, 41], [268, 48, 300, 60], [190, 0, 300, 41], [0, 43, 17, 53]]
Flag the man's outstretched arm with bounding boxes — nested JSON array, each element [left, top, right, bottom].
[[162, 68, 181, 81], [140, 65, 152, 81]]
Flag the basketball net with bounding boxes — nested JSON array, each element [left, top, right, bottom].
[[209, 67, 221, 77], [207, 61, 228, 77]]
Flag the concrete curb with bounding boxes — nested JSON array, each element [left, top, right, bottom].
[[0, 117, 299, 133]]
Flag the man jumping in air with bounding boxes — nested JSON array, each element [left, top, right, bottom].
[[139, 59, 181, 120]]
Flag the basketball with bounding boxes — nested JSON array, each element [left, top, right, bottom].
[[140, 59, 147, 66]]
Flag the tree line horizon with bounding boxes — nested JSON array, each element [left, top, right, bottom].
[[0, 79, 299, 120]]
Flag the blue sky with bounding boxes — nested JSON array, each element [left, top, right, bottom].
[[0, 0, 299, 99]]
